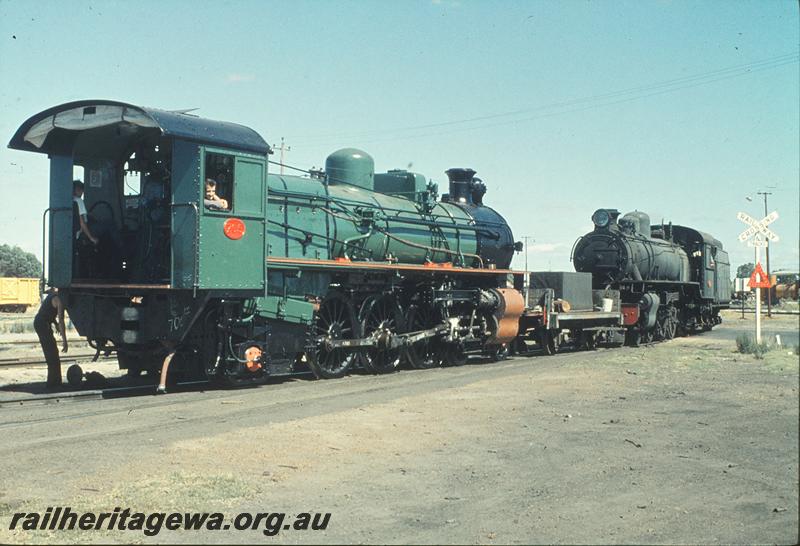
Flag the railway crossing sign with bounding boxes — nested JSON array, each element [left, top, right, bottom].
[[736, 210, 779, 344], [748, 263, 771, 289], [737, 211, 779, 243]]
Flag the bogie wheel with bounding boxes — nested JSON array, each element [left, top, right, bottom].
[[583, 332, 599, 350], [575, 329, 598, 351], [510, 336, 530, 356], [487, 344, 510, 362], [625, 329, 641, 347], [443, 343, 468, 366], [664, 306, 678, 340], [700, 310, 713, 332], [404, 304, 444, 369], [360, 295, 405, 374], [308, 292, 360, 379], [540, 329, 559, 356], [654, 312, 666, 342]]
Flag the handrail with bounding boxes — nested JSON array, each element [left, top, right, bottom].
[[41, 206, 71, 290], [41, 208, 48, 289], [171, 201, 200, 295], [268, 188, 508, 229]]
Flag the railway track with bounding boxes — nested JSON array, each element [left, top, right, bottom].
[[0, 338, 87, 346], [0, 353, 114, 369], [0, 379, 213, 407], [728, 308, 799, 315]]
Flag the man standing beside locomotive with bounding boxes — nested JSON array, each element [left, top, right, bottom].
[[33, 288, 69, 390]]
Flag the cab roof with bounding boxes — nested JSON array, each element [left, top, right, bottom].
[[672, 225, 725, 250], [8, 100, 270, 156]]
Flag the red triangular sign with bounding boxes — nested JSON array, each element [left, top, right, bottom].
[[748, 263, 771, 289]]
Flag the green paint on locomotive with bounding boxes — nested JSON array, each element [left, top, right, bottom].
[[325, 148, 374, 191], [266, 149, 480, 267], [196, 147, 267, 290], [9, 102, 514, 352]]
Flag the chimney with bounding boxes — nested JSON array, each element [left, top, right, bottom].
[[445, 168, 476, 205]]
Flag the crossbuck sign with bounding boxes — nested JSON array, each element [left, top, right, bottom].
[[737, 211, 779, 244]]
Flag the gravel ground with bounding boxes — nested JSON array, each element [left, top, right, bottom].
[[0, 311, 797, 544]]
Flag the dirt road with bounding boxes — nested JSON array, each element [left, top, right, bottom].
[[0, 314, 797, 544]]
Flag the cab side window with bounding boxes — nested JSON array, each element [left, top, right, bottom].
[[705, 245, 716, 268], [204, 152, 235, 212]]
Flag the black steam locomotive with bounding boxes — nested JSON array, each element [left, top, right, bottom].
[[572, 209, 731, 345]]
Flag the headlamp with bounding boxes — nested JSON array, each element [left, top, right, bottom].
[[592, 209, 610, 228]]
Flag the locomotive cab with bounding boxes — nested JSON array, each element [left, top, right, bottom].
[[8, 100, 270, 293], [670, 226, 731, 305], [9, 101, 271, 369]]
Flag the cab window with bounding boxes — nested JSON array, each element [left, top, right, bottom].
[[204, 152, 234, 212], [705, 245, 716, 268]]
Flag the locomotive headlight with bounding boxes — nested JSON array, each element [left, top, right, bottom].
[[592, 209, 610, 228]]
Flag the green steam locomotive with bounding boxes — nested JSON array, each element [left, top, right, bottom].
[[9, 101, 525, 384]]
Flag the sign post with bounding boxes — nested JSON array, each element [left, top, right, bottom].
[[748, 250, 767, 342], [737, 211, 779, 345]]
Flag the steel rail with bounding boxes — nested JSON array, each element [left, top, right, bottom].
[[0, 354, 113, 368]]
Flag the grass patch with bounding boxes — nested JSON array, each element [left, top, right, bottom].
[[736, 333, 773, 359], [0, 472, 261, 543], [0, 320, 35, 334], [107, 471, 258, 512]]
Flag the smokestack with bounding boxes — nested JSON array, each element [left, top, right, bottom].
[[445, 168, 476, 205]]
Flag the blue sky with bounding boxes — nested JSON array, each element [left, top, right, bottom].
[[1, 0, 797, 273]]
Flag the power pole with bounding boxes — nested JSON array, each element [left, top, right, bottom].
[[757, 191, 773, 317], [275, 137, 291, 175], [521, 236, 535, 303], [521, 236, 535, 273]]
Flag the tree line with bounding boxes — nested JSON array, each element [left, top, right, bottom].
[[0, 244, 42, 278]]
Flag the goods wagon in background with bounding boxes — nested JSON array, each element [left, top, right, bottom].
[[0, 277, 40, 312]]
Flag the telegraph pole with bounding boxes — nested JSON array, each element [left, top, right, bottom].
[[521, 236, 535, 273], [757, 191, 773, 317], [275, 137, 291, 175], [521, 236, 535, 303]]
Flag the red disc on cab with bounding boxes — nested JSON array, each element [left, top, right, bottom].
[[223, 218, 246, 240]]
